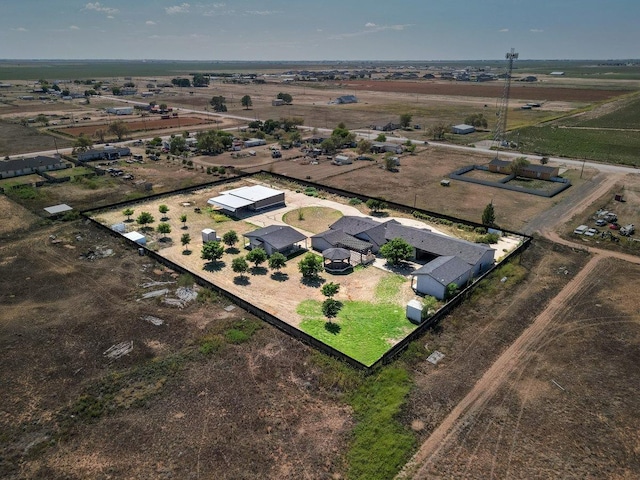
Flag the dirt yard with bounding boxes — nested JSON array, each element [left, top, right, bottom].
[[404, 255, 640, 479], [0, 218, 353, 480]]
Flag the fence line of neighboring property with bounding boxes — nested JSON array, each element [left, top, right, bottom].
[[81, 171, 533, 372], [449, 165, 571, 198]]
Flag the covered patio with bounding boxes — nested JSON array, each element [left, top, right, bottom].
[[322, 247, 352, 273]]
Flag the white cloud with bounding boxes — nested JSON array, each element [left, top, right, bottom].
[[146, 20, 156, 25], [165, 3, 190, 14], [107, 15, 114, 19], [365, 22, 377, 27], [499, 28, 509, 32], [13, 27, 28, 32], [330, 24, 412, 40], [530, 28, 544, 33], [69, 25, 80, 30], [246, 10, 276, 16], [84, 2, 119, 15]]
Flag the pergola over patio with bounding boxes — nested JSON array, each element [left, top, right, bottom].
[[322, 247, 352, 273]]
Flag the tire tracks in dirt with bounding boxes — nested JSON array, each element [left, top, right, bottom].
[[398, 254, 602, 479]]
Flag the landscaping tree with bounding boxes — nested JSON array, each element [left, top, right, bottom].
[[241, 95, 252, 109], [445, 282, 459, 299], [108, 120, 129, 141], [482, 202, 496, 226], [321, 282, 340, 298], [380, 237, 413, 265], [322, 298, 342, 319], [383, 155, 398, 172], [356, 139, 372, 155], [158, 204, 169, 220], [123, 207, 134, 221], [181, 233, 191, 252], [231, 256, 249, 279], [180, 214, 187, 228], [210, 95, 227, 112], [169, 136, 187, 154], [246, 248, 267, 268], [222, 230, 239, 248], [375, 133, 387, 142], [429, 122, 448, 140], [73, 133, 92, 153], [268, 252, 287, 271], [201, 241, 224, 263], [366, 198, 388, 214], [298, 253, 323, 279], [136, 211, 155, 228], [399, 113, 413, 129], [192, 73, 210, 87], [510, 156, 531, 177], [540, 157, 549, 165], [277, 92, 293, 104], [157, 222, 171, 240], [35, 114, 49, 126], [464, 113, 488, 128]]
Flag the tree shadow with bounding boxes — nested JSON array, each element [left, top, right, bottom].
[[181, 225, 189, 230], [225, 246, 240, 255], [160, 216, 169, 222], [182, 249, 192, 255], [158, 237, 173, 243], [371, 211, 390, 218], [324, 322, 341, 335], [301, 276, 326, 288], [203, 260, 226, 272], [233, 276, 250, 286], [124, 218, 135, 223], [250, 266, 268, 276], [270, 271, 289, 282]]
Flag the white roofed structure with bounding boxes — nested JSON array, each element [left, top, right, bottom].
[[208, 185, 285, 216]]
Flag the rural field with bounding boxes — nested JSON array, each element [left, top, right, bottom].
[[2, 59, 640, 479]]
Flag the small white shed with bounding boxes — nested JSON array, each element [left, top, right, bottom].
[[123, 231, 146, 245], [406, 299, 424, 324], [202, 228, 218, 243], [451, 124, 476, 135]]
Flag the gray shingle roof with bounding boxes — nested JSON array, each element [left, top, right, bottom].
[[329, 216, 381, 236], [312, 229, 373, 253], [385, 223, 492, 266], [245, 225, 307, 250], [0, 155, 62, 173], [412, 255, 472, 286]]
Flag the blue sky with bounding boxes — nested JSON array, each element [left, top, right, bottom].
[[1, 1, 638, 60]]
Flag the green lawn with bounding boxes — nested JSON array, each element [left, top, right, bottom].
[[298, 274, 415, 366]]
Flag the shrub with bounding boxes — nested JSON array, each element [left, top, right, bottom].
[[348, 197, 363, 206]]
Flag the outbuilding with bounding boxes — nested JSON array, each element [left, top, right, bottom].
[[123, 231, 146, 245], [451, 124, 476, 135], [411, 255, 473, 300], [243, 225, 307, 256], [207, 185, 285, 216]]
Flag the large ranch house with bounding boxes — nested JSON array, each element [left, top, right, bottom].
[[313, 216, 495, 300], [0, 155, 67, 179]]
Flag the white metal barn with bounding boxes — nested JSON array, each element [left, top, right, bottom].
[[207, 185, 285, 216]]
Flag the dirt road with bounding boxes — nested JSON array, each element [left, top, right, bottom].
[[398, 254, 602, 478]]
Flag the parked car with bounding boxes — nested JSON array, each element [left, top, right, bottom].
[[584, 228, 598, 237], [609, 223, 620, 230], [595, 219, 607, 227], [573, 225, 588, 235]]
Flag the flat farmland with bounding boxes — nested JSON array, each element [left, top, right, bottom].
[[0, 119, 72, 156], [337, 79, 633, 102], [59, 115, 210, 138]]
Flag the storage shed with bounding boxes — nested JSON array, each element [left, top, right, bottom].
[[406, 299, 424, 324], [411, 256, 472, 300], [201, 228, 219, 243], [123, 231, 146, 245], [208, 185, 285, 216], [451, 124, 476, 135]]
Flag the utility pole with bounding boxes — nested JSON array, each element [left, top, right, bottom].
[[492, 48, 518, 158]]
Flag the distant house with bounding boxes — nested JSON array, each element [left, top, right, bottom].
[[451, 124, 476, 135], [371, 121, 400, 132], [272, 99, 285, 106], [0, 155, 67, 179], [244, 225, 307, 256], [78, 146, 130, 162], [520, 76, 538, 82], [411, 255, 474, 300], [488, 158, 559, 180], [549, 71, 565, 76], [334, 95, 358, 104], [106, 106, 134, 115], [243, 138, 267, 148], [371, 142, 403, 154], [333, 155, 352, 165], [422, 73, 435, 79]]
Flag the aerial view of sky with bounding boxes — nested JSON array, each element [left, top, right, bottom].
[[1, 0, 638, 60]]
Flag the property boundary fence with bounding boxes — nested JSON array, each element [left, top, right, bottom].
[[81, 171, 532, 372], [449, 165, 571, 198]]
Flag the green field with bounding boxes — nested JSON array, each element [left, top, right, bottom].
[[573, 96, 640, 129], [516, 125, 640, 166]]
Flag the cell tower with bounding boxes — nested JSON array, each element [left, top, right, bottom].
[[492, 48, 518, 153]]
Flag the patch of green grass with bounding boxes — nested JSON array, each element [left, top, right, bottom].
[[199, 334, 223, 354], [298, 299, 415, 366], [575, 95, 640, 129], [224, 318, 262, 344], [346, 366, 416, 480], [374, 274, 407, 304], [4, 184, 42, 200]]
